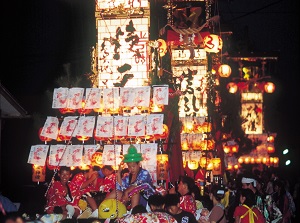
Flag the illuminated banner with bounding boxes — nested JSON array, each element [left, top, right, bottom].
[[97, 18, 149, 87]]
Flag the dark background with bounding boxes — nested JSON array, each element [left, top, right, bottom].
[[1, 0, 299, 214]]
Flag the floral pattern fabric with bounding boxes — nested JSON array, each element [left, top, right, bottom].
[[44, 180, 81, 214]]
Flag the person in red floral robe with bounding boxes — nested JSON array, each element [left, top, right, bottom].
[[44, 166, 81, 220]]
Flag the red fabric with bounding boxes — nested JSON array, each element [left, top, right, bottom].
[[179, 194, 197, 216], [97, 173, 116, 193], [72, 173, 97, 195], [164, 107, 184, 183], [233, 205, 265, 223], [45, 180, 81, 214]]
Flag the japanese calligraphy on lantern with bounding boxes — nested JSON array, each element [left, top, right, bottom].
[[67, 88, 84, 109], [85, 88, 102, 109], [27, 145, 49, 166], [41, 116, 59, 140], [95, 116, 114, 138], [83, 145, 100, 165], [59, 116, 78, 137], [102, 145, 122, 166], [153, 86, 169, 105], [128, 115, 146, 137], [52, 87, 68, 108], [146, 114, 164, 135], [75, 116, 95, 137], [97, 18, 149, 87]]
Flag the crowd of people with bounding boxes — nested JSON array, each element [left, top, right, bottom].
[[0, 146, 299, 223]]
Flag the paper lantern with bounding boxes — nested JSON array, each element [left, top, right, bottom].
[[227, 82, 238, 93], [154, 124, 169, 140], [77, 100, 92, 115], [203, 34, 223, 53], [264, 82, 275, 93], [231, 145, 239, 153], [46, 157, 58, 170], [218, 64, 232, 78], [38, 128, 52, 143], [187, 160, 198, 170], [91, 152, 103, 167], [32, 165, 46, 183], [223, 145, 230, 154], [267, 144, 275, 153], [76, 135, 90, 142], [59, 107, 76, 114], [212, 158, 221, 175], [200, 157, 207, 168], [157, 154, 169, 181]]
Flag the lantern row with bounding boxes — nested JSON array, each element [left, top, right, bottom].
[[39, 114, 166, 142], [52, 86, 169, 112]]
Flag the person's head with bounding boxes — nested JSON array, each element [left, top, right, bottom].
[[58, 166, 72, 184], [131, 204, 148, 214], [148, 194, 165, 211], [164, 193, 181, 215], [123, 145, 143, 175], [239, 188, 256, 207], [241, 176, 256, 192], [126, 162, 141, 175], [177, 175, 195, 196], [209, 184, 225, 202], [102, 165, 114, 177], [273, 179, 284, 194]]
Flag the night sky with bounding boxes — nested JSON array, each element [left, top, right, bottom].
[[1, 0, 299, 204]]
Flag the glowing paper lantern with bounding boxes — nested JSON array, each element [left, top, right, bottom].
[[218, 64, 232, 78], [264, 82, 275, 93], [227, 82, 238, 94], [203, 34, 223, 53], [212, 158, 221, 175], [32, 165, 46, 183], [157, 154, 169, 181], [91, 152, 103, 167], [38, 128, 52, 143]]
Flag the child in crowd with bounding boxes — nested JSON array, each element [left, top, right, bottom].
[[105, 145, 155, 209], [233, 188, 265, 223], [165, 193, 198, 223], [44, 166, 81, 220]]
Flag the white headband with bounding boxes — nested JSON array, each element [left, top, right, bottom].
[[242, 177, 256, 187], [217, 190, 225, 195]]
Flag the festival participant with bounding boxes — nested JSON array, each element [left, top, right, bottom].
[[96, 165, 116, 193], [165, 193, 198, 223], [233, 188, 265, 223], [71, 166, 99, 217], [104, 145, 155, 209], [198, 184, 227, 223], [169, 175, 197, 217], [44, 166, 81, 220]]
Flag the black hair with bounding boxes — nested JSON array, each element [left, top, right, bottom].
[[131, 204, 147, 214], [210, 184, 225, 201], [164, 193, 180, 208], [240, 188, 256, 207], [179, 175, 195, 194], [59, 166, 71, 173], [102, 165, 114, 171], [148, 194, 165, 207]]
